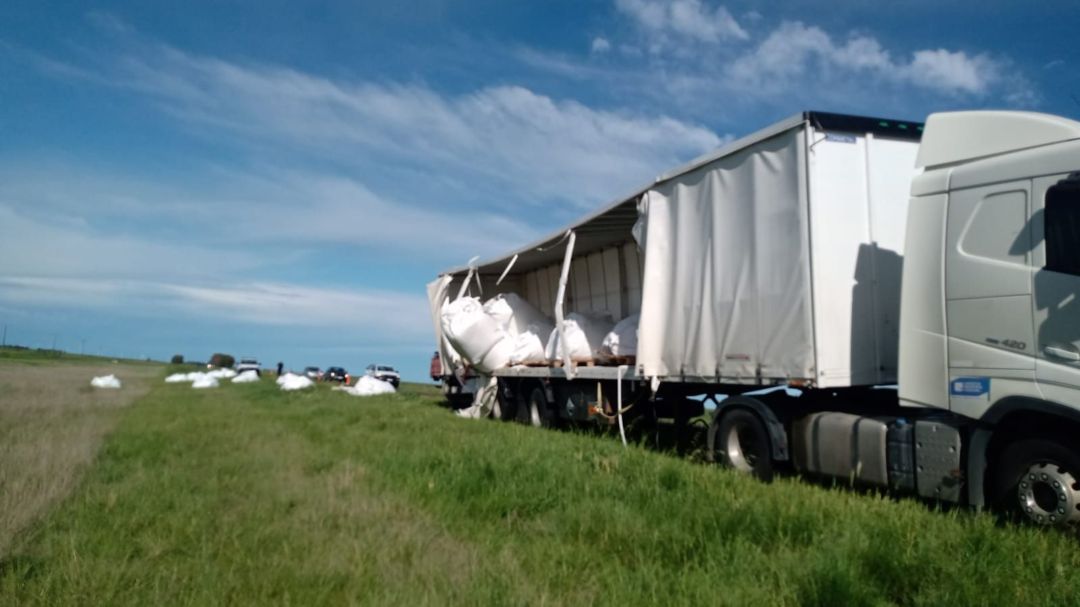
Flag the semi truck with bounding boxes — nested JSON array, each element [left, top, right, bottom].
[[427, 110, 1080, 527]]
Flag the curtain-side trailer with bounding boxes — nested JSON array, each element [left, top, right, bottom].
[[428, 110, 1080, 527]]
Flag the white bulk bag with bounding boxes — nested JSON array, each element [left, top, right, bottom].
[[545, 313, 614, 362], [90, 374, 122, 389], [441, 297, 513, 373], [509, 326, 549, 365], [191, 374, 220, 389], [600, 314, 640, 357], [483, 293, 553, 338]]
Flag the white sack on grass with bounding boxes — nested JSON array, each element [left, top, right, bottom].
[[166, 371, 224, 387], [279, 373, 314, 391], [483, 293, 552, 338], [545, 313, 614, 362], [600, 314, 640, 357], [207, 368, 237, 379], [336, 375, 396, 397], [191, 375, 219, 389], [90, 374, 122, 389], [231, 370, 260, 383], [441, 297, 513, 373]]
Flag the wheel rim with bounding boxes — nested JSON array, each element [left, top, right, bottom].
[[724, 422, 760, 473], [1017, 462, 1080, 526]]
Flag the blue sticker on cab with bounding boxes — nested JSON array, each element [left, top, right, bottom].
[[950, 376, 990, 397]]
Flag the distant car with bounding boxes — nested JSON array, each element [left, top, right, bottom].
[[323, 367, 350, 384], [303, 366, 321, 380], [235, 358, 261, 376], [366, 364, 401, 388]]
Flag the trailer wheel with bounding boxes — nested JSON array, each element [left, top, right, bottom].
[[522, 384, 555, 429], [493, 380, 517, 422], [993, 438, 1080, 527], [714, 409, 773, 481]]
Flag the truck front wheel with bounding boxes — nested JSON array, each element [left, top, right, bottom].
[[713, 409, 773, 482], [993, 438, 1080, 526]]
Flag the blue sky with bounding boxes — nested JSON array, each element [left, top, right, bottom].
[[1, 1, 1077, 380]]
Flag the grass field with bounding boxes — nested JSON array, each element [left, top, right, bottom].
[[0, 353, 160, 556], [2, 357, 1080, 605], [0, 346, 158, 366]]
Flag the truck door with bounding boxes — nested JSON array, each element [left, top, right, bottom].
[[1033, 174, 1080, 405], [945, 179, 1037, 419]]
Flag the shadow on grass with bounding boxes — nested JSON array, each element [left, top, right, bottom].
[[431, 395, 1080, 539]]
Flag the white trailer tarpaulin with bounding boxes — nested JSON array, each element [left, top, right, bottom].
[[431, 111, 922, 389], [636, 128, 814, 382]]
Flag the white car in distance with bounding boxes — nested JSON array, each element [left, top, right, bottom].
[[235, 358, 261, 376], [366, 364, 400, 388]]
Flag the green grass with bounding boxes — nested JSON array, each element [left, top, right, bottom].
[[0, 346, 158, 366], [2, 373, 1080, 605]]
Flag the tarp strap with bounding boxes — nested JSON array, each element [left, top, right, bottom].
[[455, 256, 480, 301], [617, 365, 628, 447], [472, 267, 483, 296], [554, 230, 577, 379], [496, 254, 518, 286], [455, 267, 474, 301]]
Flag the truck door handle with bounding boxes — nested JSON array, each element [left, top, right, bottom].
[[1044, 345, 1080, 362]]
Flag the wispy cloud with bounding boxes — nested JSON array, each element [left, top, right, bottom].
[[727, 22, 1001, 96], [5, 23, 727, 345], [48, 41, 722, 210], [615, 0, 748, 48], [0, 163, 539, 282], [539, 4, 1037, 120], [0, 276, 431, 339], [0, 204, 263, 280]]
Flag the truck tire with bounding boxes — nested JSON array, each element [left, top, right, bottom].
[[493, 379, 517, 422], [713, 408, 773, 481], [992, 438, 1080, 526], [521, 384, 555, 429]]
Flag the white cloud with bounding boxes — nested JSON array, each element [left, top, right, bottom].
[[907, 48, 998, 94], [0, 163, 540, 280], [161, 282, 429, 336], [615, 0, 748, 44], [0, 276, 431, 339], [591, 37, 612, 53], [727, 22, 999, 96], [0, 204, 261, 280], [60, 44, 722, 210], [588, 5, 1033, 113], [7, 36, 729, 351]]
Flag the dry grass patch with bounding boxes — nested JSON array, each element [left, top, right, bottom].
[[0, 361, 159, 556]]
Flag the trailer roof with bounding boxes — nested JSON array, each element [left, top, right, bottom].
[[442, 110, 924, 277]]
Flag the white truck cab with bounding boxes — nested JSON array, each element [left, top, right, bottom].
[[900, 111, 1080, 524]]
